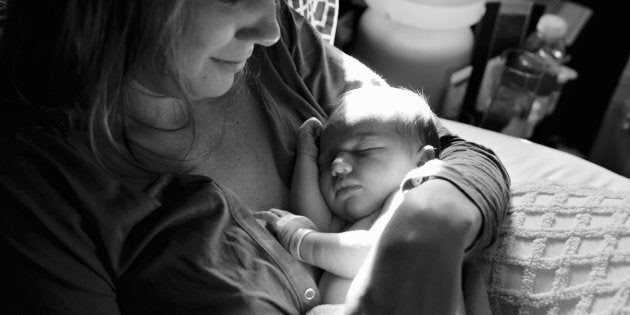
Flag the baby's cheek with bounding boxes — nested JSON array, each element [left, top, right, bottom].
[[319, 177, 333, 200], [318, 175, 327, 192]]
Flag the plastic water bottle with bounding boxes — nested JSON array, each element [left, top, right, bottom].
[[521, 13, 576, 138]]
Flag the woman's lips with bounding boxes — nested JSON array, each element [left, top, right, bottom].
[[212, 57, 247, 72]]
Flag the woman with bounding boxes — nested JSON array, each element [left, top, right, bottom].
[[0, 0, 510, 314]]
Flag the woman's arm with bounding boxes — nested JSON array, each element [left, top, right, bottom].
[[345, 179, 478, 315], [432, 121, 511, 253]]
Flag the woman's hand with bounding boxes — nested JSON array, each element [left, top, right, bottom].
[[296, 117, 322, 159]]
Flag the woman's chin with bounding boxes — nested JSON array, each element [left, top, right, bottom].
[[188, 73, 237, 100]]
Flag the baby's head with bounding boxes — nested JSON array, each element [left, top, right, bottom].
[[318, 86, 440, 222]]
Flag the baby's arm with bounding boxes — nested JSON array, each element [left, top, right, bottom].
[[299, 209, 381, 278], [300, 230, 373, 279], [255, 208, 378, 279], [291, 118, 344, 232]]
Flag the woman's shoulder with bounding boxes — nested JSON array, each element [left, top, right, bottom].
[[0, 123, 132, 208]]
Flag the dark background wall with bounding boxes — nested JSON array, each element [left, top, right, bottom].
[[531, 1, 630, 156]]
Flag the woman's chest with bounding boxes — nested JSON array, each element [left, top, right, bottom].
[[193, 90, 290, 212]]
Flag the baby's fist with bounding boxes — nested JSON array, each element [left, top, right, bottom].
[[297, 117, 322, 159], [254, 208, 318, 252]]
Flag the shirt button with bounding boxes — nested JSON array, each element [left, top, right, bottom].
[[304, 288, 316, 300]]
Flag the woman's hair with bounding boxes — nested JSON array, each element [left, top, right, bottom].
[[325, 86, 441, 155], [0, 0, 193, 175]]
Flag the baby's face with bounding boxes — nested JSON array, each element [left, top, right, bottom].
[[318, 119, 418, 222]]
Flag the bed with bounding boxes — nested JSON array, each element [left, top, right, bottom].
[[441, 119, 630, 192]]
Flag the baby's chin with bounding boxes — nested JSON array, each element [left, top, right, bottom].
[[335, 201, 381, 223]]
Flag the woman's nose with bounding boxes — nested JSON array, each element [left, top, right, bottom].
[[331, 157, 353, 177], [236, 0, 280, 47]]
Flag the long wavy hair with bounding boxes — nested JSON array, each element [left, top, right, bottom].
[[0, 0, 194, 176]]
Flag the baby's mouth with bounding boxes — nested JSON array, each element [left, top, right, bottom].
[[335, 184, 362, 198]]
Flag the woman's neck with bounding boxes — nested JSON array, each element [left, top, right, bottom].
[[125, 80, 191, 130], [123, 80, 234, 165]]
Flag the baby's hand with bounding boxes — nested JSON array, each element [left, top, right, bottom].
[[297, 117, 322, 159], [254, 208, 318, 255]]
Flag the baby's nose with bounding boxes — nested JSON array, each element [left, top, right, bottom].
[[331, 157, 352, 177]]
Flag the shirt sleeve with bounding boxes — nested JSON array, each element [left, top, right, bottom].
[[432, 121, 511, 253], [278, 3, 511, 252]]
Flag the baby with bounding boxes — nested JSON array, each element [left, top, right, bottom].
[[258, 86, 442, 304]]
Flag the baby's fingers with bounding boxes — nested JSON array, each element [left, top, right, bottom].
[[297, 118, 322, 157], [269, 208, 293, 217], [253, 211, 280, 224], [299, 117, 323, 138], [270, 209, 302, 227]]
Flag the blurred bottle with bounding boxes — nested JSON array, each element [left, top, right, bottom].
[[352, 0, 486, 114], [521, 13, 578, 138]]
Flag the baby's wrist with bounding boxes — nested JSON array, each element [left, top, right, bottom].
[[295, 148, 318, 161], [290, 228, 315, 262]]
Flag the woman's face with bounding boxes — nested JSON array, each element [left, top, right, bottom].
[[144, 0, 280, 99]]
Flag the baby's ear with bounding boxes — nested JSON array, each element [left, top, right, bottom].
[[415, 145, 436, 167]]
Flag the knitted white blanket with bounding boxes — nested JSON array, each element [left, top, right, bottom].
[[481, 181, 630, 315]]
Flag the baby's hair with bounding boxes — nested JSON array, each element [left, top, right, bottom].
[[326, 86, 441, 155]]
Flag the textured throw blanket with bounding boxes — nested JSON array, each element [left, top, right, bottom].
[[482, 181, 630, 314]]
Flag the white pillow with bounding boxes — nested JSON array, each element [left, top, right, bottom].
[[480, 181, 630, 314]]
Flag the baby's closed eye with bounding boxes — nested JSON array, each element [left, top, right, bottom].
[[355, 147, 383, 154]]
